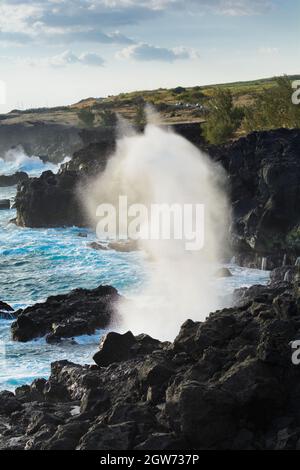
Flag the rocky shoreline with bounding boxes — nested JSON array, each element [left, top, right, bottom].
[[1, 271, 300, 450], [12, 127, 300, 268], [1, 124, 300, 449]]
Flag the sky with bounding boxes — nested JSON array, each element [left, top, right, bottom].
[[0, 0, 298, 112]]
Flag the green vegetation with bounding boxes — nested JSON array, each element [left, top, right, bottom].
[[77, 108, 96, 127], [78, 107, 117, 127], [134, 104, 147, 128], [202, 75, 300, 144], [243, 76, 300, 132], [203, 88, 244, 144], [99, 109, 117, 127]]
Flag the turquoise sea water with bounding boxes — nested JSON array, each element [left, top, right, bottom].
[[0, 188, 145, 391], [0, 156, 270, 391]]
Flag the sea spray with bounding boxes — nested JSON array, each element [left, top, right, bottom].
[[80, 123, 230, 340], [0, 146, 70, 176]]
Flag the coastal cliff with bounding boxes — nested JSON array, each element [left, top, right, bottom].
[[0, 122, 83, 163], [211, 128, 300, 269], [14, 126, 300, 268]]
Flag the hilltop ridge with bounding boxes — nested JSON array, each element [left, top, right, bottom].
[[2, 75, 299, 129]]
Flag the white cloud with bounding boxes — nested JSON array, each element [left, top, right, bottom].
[[117, 42, 200, 62], [79, 52, 105, 66], [216, 0, 272, 16], [0, 0, 274, 47], [23, 50, 105, 67], [0, 1, 137, 46], [0, 3, 42, 34], [83, 0, 272, 15]]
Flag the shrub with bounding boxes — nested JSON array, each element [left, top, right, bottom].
[[172, 86, 186, 95], [242, 76, 300, 132], [77, 108, 96, 127], [134, 104, 146, 128], [203, 88, 243, 144]]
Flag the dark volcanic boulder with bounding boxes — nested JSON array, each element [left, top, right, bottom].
[[15, 170, 84, 227], [62, 140, 115, 175], [93, 331, 162, 367], [88, 241, 108, 251], [270, 265, 300, 284], [0, 391, 22, 414], [11, 285, 121, 342], [3, 280, 300, 450], [0, 300, 13, 311], [93, 331, 136, 367], [108, 240, 139, 252], [0, 171, 28, 187], [0, 300, 15, 319], [88, 240, 139, 252]]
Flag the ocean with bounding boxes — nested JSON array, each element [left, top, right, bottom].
[[0, 153, 270, 391]]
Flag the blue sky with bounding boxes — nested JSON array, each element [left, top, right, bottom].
[[0, 0, 298, 112]]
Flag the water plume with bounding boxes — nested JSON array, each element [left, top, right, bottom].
[[80, 120, 230, 340]]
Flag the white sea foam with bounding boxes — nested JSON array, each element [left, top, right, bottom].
[[0, 146, 70, 177]]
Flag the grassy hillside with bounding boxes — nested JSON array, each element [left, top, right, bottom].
[[1, 75, 299, 140]]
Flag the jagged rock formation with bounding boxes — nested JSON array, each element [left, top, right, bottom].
[[211, 128, 300, 268], [61, 128, 116, 174], [15, 129, 116, 228], [2, 279, 300, 450], [11, 285, 121, 343], [270, 265, 300, 284], [15, 170, 84, 227], [0, 301, 14, 320], [0, 172, 28, 187], [88, 240, 139, 253]]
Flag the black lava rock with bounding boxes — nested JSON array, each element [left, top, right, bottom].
[[11, 285, 121, 342], [3, 279, 300, 450]]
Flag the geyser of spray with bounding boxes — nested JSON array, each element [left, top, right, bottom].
[[81, 119, 229, 341]]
